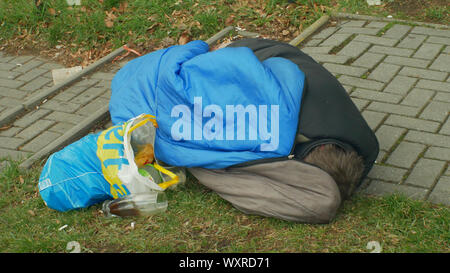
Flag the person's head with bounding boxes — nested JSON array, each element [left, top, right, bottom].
[[303, 144, 364, 200]]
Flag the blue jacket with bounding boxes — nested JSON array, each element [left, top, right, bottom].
[[110, 40, 305, 168]]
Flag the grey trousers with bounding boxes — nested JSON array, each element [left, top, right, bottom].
[[189, 159, 342, 224]]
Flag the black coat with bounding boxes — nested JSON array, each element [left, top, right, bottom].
[[227, 38, 379, 182]]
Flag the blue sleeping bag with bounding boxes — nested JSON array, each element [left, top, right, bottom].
[[110, 40, 305, 169]]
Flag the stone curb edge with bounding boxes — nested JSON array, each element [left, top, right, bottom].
[[0, 45, 126, 128], [19, 105, 109, 169], [289, 15, 331, 47]]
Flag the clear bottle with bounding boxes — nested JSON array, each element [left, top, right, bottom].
[[102, 191, 168, 217]]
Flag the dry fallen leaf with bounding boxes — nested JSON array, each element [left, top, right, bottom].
[[19, 176, 24, 184], [48, 8, 56, 15], [27, 210, 36, 217], [105, 19, 114, 28], [178, 32, 190, 45], [282, 29, 290, 36]]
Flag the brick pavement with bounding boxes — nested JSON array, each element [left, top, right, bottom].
[[0, 17, 448, 206], [0, 52, 119, 159], [301, 19, 449, 205]]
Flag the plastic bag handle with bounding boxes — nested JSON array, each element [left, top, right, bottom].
[[128, 115, 158, 135], [153, 163, 179, 189]]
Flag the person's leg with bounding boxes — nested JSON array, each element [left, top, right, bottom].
[[189, 159, 342, 224]]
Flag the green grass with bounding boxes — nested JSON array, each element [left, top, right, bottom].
[[1, 0, 447, 66], [0, 159, 448, 253]]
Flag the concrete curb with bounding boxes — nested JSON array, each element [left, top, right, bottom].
[[289, 15, 330, 47], [0, 46, 126, 128], [19, 105, 109, 169], [333, 12, 450, 29]]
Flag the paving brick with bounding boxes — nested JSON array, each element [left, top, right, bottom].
[[354, 34, 398, 46], [64, 85, 89, 94], [427, 36, 450, 45], [44, 111, 85, 124], [312, 27, 337, 40], [0, 87, 27, 99], [301, 46, 333, 55], [368, 45, 413, 57], [320, 33, 353, 47], [428, 176, 450, 206], [365, 21, 388, 29], [405, 130, 450, 148], [368, 62, 401, 83], [323, 63, 367, 77], [375, 125, 406, 151], [429, 54, 450, 73], [386, 141, 425, 168], [415, 79, 450, 92], [444, 45, 450, 54], [398, 67, 447, 81], [40, 100, 81, 113], [384, 56, 430, 68], [439, 118, 450, 135], [434, 92, 450, 103], [424, 146, 450, 161], [13, 109, 51, 127], [382, 24, 412, 39], [0, 78, 25, 89], [367, 102, 420, 117], [420, 101, 449, 122], [71, 87, 106, 105], [361, 110, 386, 130], [352, 52, 385, 69], [405, 158, 446, 188], [73, 78, 99, 88], [397, 34, 427, 49], [15, 68, 47, 82], [342, 20, 366, 27], [363, 180, 428, 200], [338, 75, 384, 90], [385, 115, 440, 132], [413, 43, 443, 60], [337, 41, 371, 58], [367, 164, 407, 182], [305, 39, 323, 47], [383, 75, 417, 95], [0, 70, 21, 80], [337, 27, 379, 35], [352, 88, 402, 103], [19, 76, 51, 92], [0, 148, 29, 160], [49, 122, 74, 134], [12, 59, 43, 73], [20, 131, 61, 153], [411, 26, 450, 38], [39, 62, 65, 70], [8, 56, 34, 64], [52, 91, 78, 102], [76, 97, 109, 116], [89, 72, 116, 81], [15, 120, 56, 141], [0, 126, 22, 137], [400, 88, 434, 108], [0, 63, 18, 71], [309, 54, 351, 64], [101, 89, 112, 99], [0, 136, 25, 149], [0, 97, 22, 107], [376, 150, 386, 164], [350, 97, 369, 111]]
